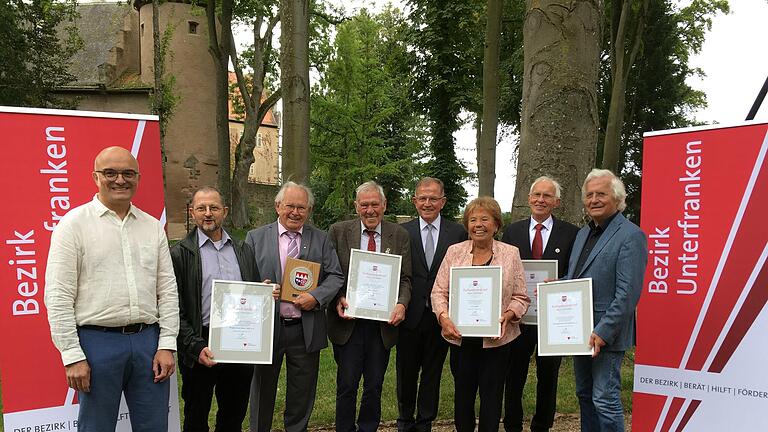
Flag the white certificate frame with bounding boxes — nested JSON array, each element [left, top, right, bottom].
[[448, 266, 503, 338], [520, 260, 558, 325], [537, 278, 594, 356], [208, 280, 275, 364], [346, 249, 402, 321]]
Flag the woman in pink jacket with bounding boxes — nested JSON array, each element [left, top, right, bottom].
[[431, 196, 530, 432]]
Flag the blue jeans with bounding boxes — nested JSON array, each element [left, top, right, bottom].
[[573, 350, 625, 432], [77, 325, 170, 431]]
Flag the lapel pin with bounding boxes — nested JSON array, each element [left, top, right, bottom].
[[385, 248, 391, 254], [555, 248, 560, 253]]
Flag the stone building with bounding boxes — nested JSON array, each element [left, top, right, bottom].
[[55, 1, 280, 238]]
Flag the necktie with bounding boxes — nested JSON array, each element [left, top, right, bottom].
[[532, 223, 544, 260], [425, 224, 435, 269], [366, 230, 377, 252], [281, 231, 302, 318], [286, 231, 299, 259]]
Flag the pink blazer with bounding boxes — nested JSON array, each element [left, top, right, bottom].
[[431, 239, 530, 348]]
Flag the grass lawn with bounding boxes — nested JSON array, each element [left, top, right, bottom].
[[0, 349, 635, 431]]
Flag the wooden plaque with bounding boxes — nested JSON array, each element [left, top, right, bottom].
[[280, 257, 321, 302]]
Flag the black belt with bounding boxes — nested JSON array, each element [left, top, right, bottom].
[[79, 323, 156, 335], [280, 317, 302, 326]]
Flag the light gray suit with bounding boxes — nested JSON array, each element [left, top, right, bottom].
[[567, 211, 647, 431], [246, 221, 344, 432]]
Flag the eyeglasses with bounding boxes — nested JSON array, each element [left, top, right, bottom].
[[415, 196, 444, 204], [193, 205, 224, 214], [283, 204, 308, 214], [95, 169, 139, 181], [529, 192, 556, 200]]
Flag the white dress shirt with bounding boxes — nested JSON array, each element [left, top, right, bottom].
[[45, 195, 179, 365], [529, 215, 554, 251]]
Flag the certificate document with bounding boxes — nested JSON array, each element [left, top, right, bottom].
[[346, 249, 402, 321], [537, 278, 593, 356], [209, 280, 275, 364], [219, 294, 263, 351], [457, 277, 493, 326], [546, 290, 584, 345], [353, 260, 393, 311], [449, 266, 502, 337], [520, 260, 558, 325]]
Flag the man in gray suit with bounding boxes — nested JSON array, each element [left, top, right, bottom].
[[328, 181, 412, 432], [246, 182, 344, 432], [566, 169, 647, 432]]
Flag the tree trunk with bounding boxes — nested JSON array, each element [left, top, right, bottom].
[[601, 0, 648, 172], [477, 0, 504, 197], [280, 0, 311, 183], [206, 0, 234, 207], [513, 0, 602, 224], [151, 0, 166, 187]]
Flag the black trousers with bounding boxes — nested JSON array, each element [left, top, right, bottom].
[[503, 324, 562, 432], [396, 308, 449, 432], [333, 319, 391, 432], [450, 338, 512, 432], [250, 320, 320, 432], [179, 328, 254, 432]]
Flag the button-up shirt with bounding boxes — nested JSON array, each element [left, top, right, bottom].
[[419, 214, 441, 251], [278, 221, 303, 318], [529, 215, 554, 250], [45, 195, 179, 365], [360, 222, 381, 252], [199, 229, 242, 326]]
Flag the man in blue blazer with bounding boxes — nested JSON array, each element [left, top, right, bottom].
[[398, 177, 467, 432], [566, 169, 647, 432], [246, 182, 344, 432]]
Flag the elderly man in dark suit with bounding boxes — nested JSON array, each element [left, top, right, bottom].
[[397, 177, 467, 432], [501, 176, 579, 432], [246, 181, 344, 432], [567, 169, 647, 432], [328, 180, 412, 432]]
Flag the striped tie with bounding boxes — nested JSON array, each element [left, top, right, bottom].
[[286, 231, 299, 258]]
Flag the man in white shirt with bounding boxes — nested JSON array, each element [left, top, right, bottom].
[[45, 146, 179, 431]]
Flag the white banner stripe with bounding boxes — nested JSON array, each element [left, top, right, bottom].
[[131, 120, 145, 157]]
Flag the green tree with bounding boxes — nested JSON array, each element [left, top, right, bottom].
[[0, 0, 81, 107], [310, 8, 427, 228], [603, 0, 729, 221], [408, 0, 485, 217]]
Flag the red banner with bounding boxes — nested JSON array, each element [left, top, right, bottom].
[[634, 121, 768, 431], [0, 106, 179, 431]]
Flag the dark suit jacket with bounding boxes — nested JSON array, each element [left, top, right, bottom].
[[566, 212, 647, 351], [401, 217, 467, 329], [245, 221, 344, 353], [327, 219, 412, 349], [501, 216, 579, 279]]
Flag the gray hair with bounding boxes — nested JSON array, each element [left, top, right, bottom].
[[415, 177, 445, 196], [581, 169, 627, 211], [275, 181, 315, 209], [529, 176, 562, 199], [356, 181, 387, 203]]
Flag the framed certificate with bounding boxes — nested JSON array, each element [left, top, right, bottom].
[[208, 280, 275, 364], [448, 266, 503, 338], [537, 278, 594, 356], [520, 260, 558, 325], [346, 249, 402, 321]]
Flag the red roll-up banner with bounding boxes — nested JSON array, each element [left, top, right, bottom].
[[0, 106, 180, 431], [634, 121, 768, 431]]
